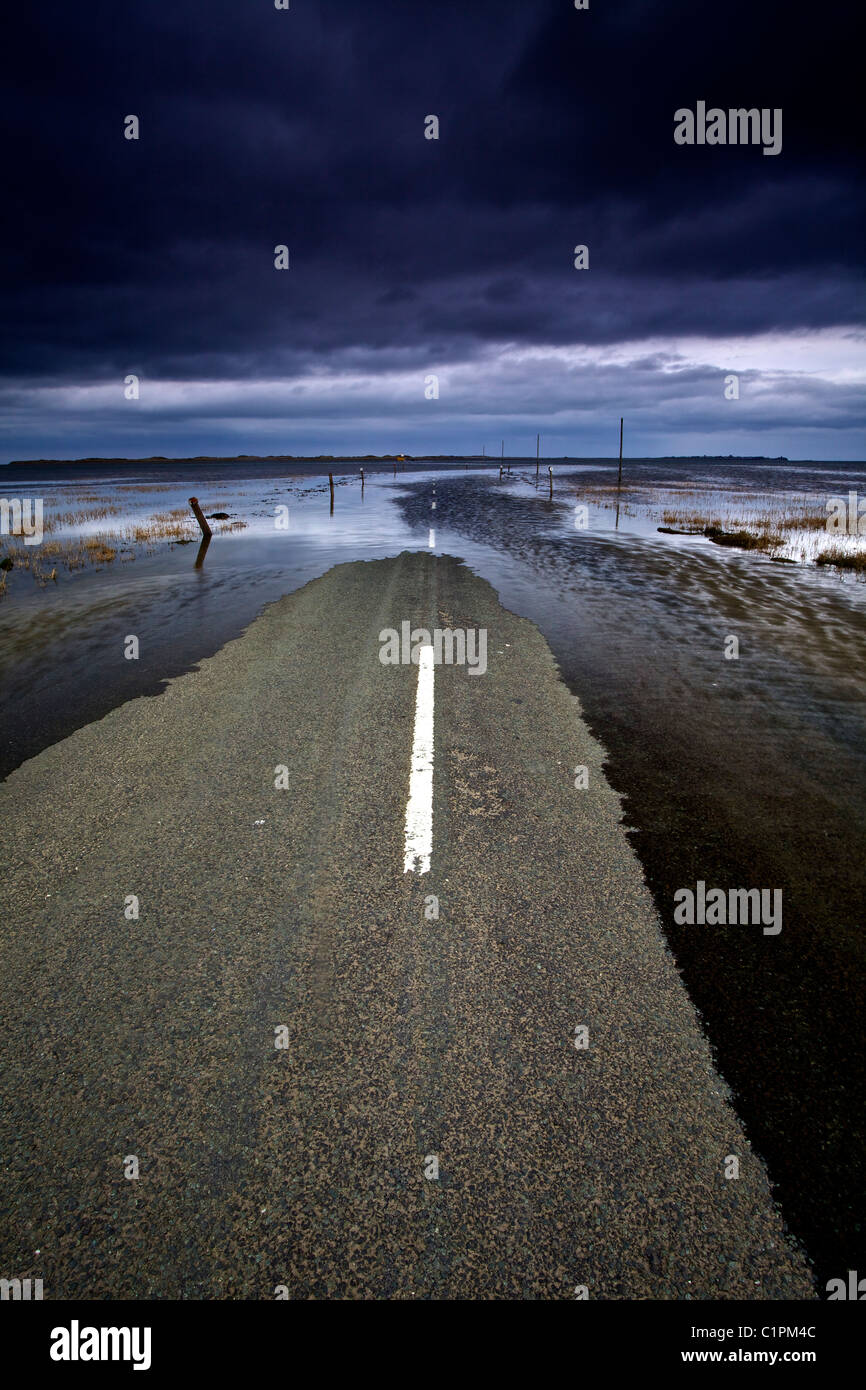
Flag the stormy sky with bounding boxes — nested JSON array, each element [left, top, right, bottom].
[[2, 0, 863, 461]]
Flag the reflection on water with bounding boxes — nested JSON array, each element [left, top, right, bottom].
[[1, 456, 865, 1282]]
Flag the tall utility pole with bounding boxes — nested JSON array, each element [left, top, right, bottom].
[[617, 417, 623, 488]]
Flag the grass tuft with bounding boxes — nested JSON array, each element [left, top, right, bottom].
[[815, 547, 866, 572]]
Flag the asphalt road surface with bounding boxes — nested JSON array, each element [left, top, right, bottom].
[[0, 552, 814, 1298]]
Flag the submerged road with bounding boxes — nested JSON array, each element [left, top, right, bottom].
[[0, 552, 814, 1298]]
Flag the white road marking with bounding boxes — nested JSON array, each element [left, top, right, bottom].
[[403, 644, 435, 873]]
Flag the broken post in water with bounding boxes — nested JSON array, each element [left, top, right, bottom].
[[329, 473, 335, 512], [548, 465, 553, 499], [536, 433, 540, 479], [615, 420, 624, 529], [189, 497, 212, 539]]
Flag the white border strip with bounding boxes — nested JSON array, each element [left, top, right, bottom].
[[403, 644, 435, 873]]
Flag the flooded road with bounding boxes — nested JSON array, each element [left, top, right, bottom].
[[1, 455, 865, 1284]]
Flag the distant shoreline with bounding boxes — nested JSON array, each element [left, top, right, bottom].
[[4, 453, 798, 467]]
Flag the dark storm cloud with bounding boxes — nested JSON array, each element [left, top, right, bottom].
[[0, 1, 863, 456]]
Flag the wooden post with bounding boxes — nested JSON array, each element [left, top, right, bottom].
[[360, 467, 364, 489], [329, 473, 335, 512], [536, 433, 540, 479], [548, 466, 553, 499], [617, 417, 623, 489], [189, 497, 212, 539]]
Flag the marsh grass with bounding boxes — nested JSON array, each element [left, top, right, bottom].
[[657, 492, 827, 538], [1, 493, 210, 592], [152, 507, 192, 522], [573, 481, 861, 568], [703, 525, 782, 553], [816, 546, 866, 572], [116, 484, 177, 494], [127, 518, 197, 543], [0, 533, 129, 589], [3, 503, 122, 539], [44, 505, 122, 532]]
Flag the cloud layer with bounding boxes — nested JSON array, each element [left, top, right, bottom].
[[2, 0, 863, 458]]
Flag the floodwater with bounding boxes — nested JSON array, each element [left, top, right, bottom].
[[1, 455, 865, 1284]]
